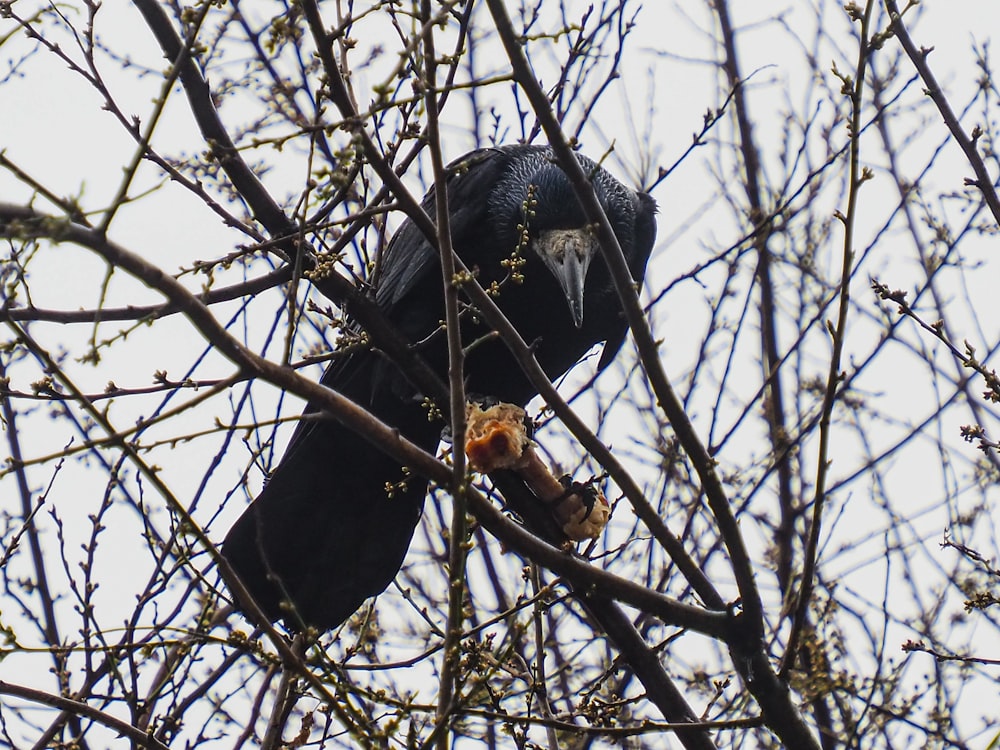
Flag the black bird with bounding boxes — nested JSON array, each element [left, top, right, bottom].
[[221, 144, 657, 630]]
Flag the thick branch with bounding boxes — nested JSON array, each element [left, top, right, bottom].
[[486, 2, 821, 748], [132, 0, 295, 237], [484, 0, 739, 620], [0, 681, 171, 750]]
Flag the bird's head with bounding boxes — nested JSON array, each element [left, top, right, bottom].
[[492, 151, 638, 329], [532, 226, 595, 328], [522, 162, 605, 329]]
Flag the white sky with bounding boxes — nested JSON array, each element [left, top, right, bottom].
[[3, 1, 1000, 747]]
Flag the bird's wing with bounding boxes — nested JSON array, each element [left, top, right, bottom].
[[272, 148, 519, 457], [375, 146, 525, 310], [596, 190, 658, 371]]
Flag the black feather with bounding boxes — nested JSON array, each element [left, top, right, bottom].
[[221, 144, 657, 630]]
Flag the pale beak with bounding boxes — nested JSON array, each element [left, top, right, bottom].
[[534, 229, 597, 328]]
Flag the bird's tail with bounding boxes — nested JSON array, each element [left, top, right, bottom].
[[220, 353, 442, 630]]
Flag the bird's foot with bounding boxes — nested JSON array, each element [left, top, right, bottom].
[[464, 402, 609, 540]]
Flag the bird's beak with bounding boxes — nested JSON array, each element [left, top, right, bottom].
[[534, 229, 597, 328]]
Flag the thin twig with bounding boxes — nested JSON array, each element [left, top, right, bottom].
[[782, 0, 876, 682], [883, 0, 1000, 227]]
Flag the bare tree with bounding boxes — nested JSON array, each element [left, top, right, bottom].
[[1, 1, 998, 747]]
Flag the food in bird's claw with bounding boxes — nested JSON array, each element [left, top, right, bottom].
[[464, 402, 531, 473], [222, 144, 656, 630], [465, 402, 610, 540]]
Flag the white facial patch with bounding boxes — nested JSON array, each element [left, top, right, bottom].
[[534, 229, 599, 328]]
